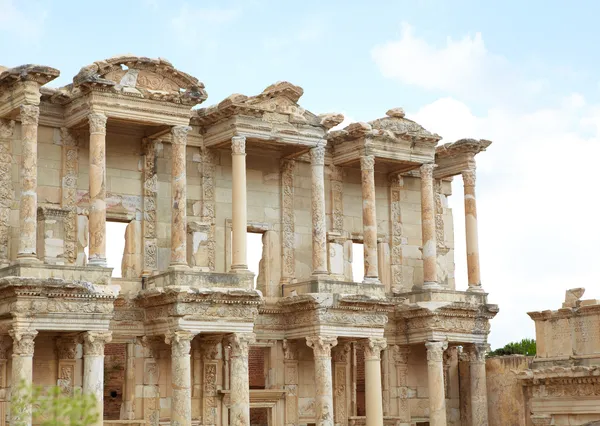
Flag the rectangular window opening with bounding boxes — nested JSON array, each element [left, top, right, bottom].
[[246, 231, 264, 289], [351, 242, 365, 283], [106, 221, 128, 278]]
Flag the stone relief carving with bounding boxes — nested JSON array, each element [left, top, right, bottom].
[[88, 112, 107, 134], [231, 135, 246, 155], [0, 119, 14, 264], [281, 159, 296, 283], [10, 329, 38, 356], [143, 139, 158, 272], [82, 331, 112, 356], [201, 147, 217, 271]]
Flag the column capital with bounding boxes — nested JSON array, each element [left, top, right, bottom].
[[9, 329, 38, 356], [88, 112, 107, 134], [165, 331, 196, 357], [231, 135, 246, 155], [306, 335, 338, 357], [310, 144, 326, 166], [392, 344, 410, 364], [468, 343, 489, 364], [20, 104, 39, 126], [462, 168, 476, 186], [56, 335, 79, 360], [82, 331, 112, 356], [362, 337, 387, 360], [420, 162, 436, 178], [425, 340, 448, 363], [360, 154, 375, 171], [171, 125, 191, 144], [0, 118, 15, 139], [226, 333, 256, 358]]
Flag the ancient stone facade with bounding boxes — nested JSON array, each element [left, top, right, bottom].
[[0, 57, 497, 426]]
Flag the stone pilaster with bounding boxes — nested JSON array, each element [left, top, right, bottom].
[[83, 331, 112, 426], [227, 333, 255, 426], [60, 128, 79, 264], [468, 343, 489, 426], [120, 342, 136, 420], [142, 139, 158, 275], [17, 105, 40, 262], [360, 155, 379, 283], [170, 126, 191, 268], [458, 347, 472, 426], [0, 336, 10, 420], [462, 169, 483, 291], [283, 339, 299, 426], [9, 329, 37, 426], [280, 159, 296, 284], [333, 343, 350, 425], [420, 163, 439, 288], [201, 148, 217, 271], [330, 165, 344, 234], [56, 335, 78, 395], [166, 331, 195, 426], [306, 336, 337, 426], [362, 338, 386, 426], [0, 119, 14, 266], [310, 144, 328, 276], [389, 174, 404, 291], [392, 345, 410, 423], [139, 337, 161, 426], [231, 136, 248, 272], [87, 112, 107, 266], [425, 341, 448, 426], [201, 337, 221, 426]]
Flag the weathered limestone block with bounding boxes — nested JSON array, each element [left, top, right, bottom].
[[60, 127, 79, 265], [310, 145, 328, 276], [76, 212, 89, 266], [226, 333, 255, 426], [170, 126, 191, 268], [328, 240, 345, 277], [420, 164, 439, 288], [10, 328, 37, 426], [37, 206, 70, 264], [186, 221, 211, 269], [280, 159, 296, 284], [283, 339, 299, 425], [425, 341, 448, 426], [88, 112, 108, 266], [83, 331, 112, 426], [56, 335, 78, 395], [256, 230, 281, 297], [165, 331, 195, 426], [122, 219, 142, 278], [306, 336, 337, 426], [563, 287, 585, 308], [0, 119, 15, 265], [360, 155, 379, 283]]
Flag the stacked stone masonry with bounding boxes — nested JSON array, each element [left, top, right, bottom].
[[0, 57, 499, 426]]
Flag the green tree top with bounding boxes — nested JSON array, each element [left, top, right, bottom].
[[488, 338, 536, 357]]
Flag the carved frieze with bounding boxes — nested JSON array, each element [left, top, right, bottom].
[[201, 148, 217, 271], [0, 119, 14, 263], [281, 159, 295, 283]]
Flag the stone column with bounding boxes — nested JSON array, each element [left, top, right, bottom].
[[360, 155, 379, 283], [468, 343, 489, 426], [83, 331, 112, 426], [165, 331, 195, 426], [170, 125, 191, 268], [231, 136, 248, 272], [120, 342, 136, 420], [310, 144, 328, 276], [56, 335, 78, 395], [363, 338, 386, 426], [226, 333, 255, 426], [17, 105, 40, 262], [425, 341, 448, 426], [283, 339, 299, 425], [392, 345, 410, 423], [0, 119, 15, 266], [333, 343, 350, 424], [87, 112, 107, 266], [306, 336, 337, 426], [420, 163, 439, 288], [9, 329, 37, 426], [462, 169, 483, 291]]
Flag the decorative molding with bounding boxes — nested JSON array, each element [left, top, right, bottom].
[[88, 112, 107, 134], [306, 335, 338, 358], [171, 125, 191, 144], [165, 331, 195, 357], [20, 104, 39, 126], [82, 331, 112, 356], [425, 340, 448, 363], [9, 329, 38, 356]]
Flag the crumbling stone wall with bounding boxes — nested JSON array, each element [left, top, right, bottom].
[[486, 355, 531, 426], [104, 343, 126, 420]]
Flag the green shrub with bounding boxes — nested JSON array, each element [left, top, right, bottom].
[[488, 338, 536, 356]]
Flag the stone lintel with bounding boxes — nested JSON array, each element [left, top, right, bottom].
[[282, 277, 386, 298], [144, 268, 256, 289], [0, 263, 112, 285], [0, 64, 60, 88], [434, 138, 491, 179]]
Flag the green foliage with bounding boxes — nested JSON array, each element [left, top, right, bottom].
[[488, 338, 536, 357], [11, 381, 99, 426]]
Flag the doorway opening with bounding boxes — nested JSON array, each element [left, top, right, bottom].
[[351, 242, 365, 283]]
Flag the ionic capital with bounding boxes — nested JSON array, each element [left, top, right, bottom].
[[88, 112, 107, 134], [56, 335, 79, 360], [20, 105, 39, 126], [425, 340, 448, 363], [231, 135, 246, 155], [468, 343, 489, 364], [310, 144, 326, 166], [82, 331, 112, 356], [420, 163, 436, 180], [362, 337, 387, 360], [306, 335, 337, 358], [462, 168, 476, 187], [0, 119, 15, 140], [165, 331, 195, 357], [226, 333, 255, 358], [360, 155, 375, 172], [171, 125, 191, 145], [9, 329, 38, 356]]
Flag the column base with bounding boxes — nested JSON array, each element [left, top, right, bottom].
[[467, 285, 485, 293], [14, 255, 41, 264], [362, 277, 381, 285], [230, 264, 248, 272], [422, 281, 443, 290], [311, 270, 329, 277], [168, 264, 190, 272], [88, 257, 107, 267]]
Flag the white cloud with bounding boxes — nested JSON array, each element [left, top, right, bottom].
[[170, 4, 241, 45], [262, 17, 325, 52], [374, 24, 600, 349], [0, 0, 47, 42]]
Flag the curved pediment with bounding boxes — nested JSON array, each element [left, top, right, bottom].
[[73, 55, 207, 106]]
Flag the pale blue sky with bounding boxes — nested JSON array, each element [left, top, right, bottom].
[[2, 0, 600, 349]]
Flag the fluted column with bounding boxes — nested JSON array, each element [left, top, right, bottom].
[[17, 105, 40, 261], [10, 329, 37, 426], [310, 144, 328, 275], [227, 333, 255, 426], [166, 331, 195, 426], [88, 112, 108, 266], [360, 155, 379, 283], [306, 336, 337, 426], [231, 136, 248, 271], [469, 343, 489, 426], [170, 125, 191, 267], [83, 331, 112, 426], [420, 163, 439, 288], [425, 341, 448, 426], [462, 169, 483, 291], [363, 338, 386, 426]]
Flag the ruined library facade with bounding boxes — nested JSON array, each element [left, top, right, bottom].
[[0, 56, 497, 426]]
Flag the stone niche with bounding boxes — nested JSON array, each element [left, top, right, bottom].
[[37, 206, 70, 264]]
